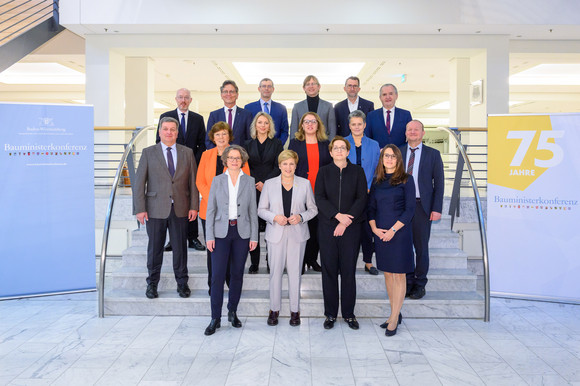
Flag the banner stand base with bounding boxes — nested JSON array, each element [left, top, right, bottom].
[[491, 291, 580, 306], [0, 288, 97, 302]]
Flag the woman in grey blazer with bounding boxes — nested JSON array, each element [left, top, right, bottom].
[[258, 150, 318, 326], [204, 145, 258, 336]]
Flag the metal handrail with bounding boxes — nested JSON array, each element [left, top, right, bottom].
[[436, 126, 490, 321], [98, 125, 156, 318]]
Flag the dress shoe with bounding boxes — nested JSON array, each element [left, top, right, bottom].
[[344, 317, 359, 330], [145, 284, 158, 299], [380, 313, 402, 328], [307, 261, 322, 272], [290, 312, 301, 326], [204, 318, 221, 335], [267, 310, 279, 326], [365, 265, 379, 275], [385, 324, 398, 336], [164, 242, 172, 252], [248, 264, 259, 274], [323, 316, 336, 329], [188, 238, 206, 251], [228, 311, 242, 328], [177, 283, 191, 298], [409, 287, 426, 300]]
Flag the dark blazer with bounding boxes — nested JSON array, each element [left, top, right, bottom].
[[206, 106, 253, 149], [288, 139, 332, 181], [243, 137, 284, 184], [156, 109, 206, 165], [314, 161, 368, 227], [334, 97, 375, 138], [244, 100, 289, 145], [365, 107, 412, 148], [399, 143, 444, 215], [133, 143, 199, 219]]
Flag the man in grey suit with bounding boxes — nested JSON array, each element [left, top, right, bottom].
[[290, 75, 336, 140], [133, 117, 199, 299]]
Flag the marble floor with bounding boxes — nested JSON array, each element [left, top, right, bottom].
[[0, 293, 579, 386]]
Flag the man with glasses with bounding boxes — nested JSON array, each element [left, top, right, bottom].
[[289, 75, 337, 140], [244, 78, 289, 145], [157, 88, 206, 252], [206, 80, 253, 148], [334, 77, 374, 138]]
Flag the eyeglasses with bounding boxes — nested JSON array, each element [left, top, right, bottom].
[[383, 154, 397, 159], [227, 156, 241, 161], [259, 85, 273, 89], [221, 90, 237, 95], [345, 84, 360, 89], [333, 146, 347, 152], [303, 119, 317, 125], [304, 82, 319, 87]]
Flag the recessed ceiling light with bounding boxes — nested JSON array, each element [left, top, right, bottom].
[[428, 100, 525, 110], [510, 64, 580, 85], [233, 62, 365, 85], [0, 63, 85, 84]]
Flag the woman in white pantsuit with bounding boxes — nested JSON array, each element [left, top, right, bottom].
[[258, 150, 318, 326]]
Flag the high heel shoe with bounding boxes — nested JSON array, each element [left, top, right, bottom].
[[380, 313, 402, 329], [385, 323, 398, 336], [307, 261, 322, 272]]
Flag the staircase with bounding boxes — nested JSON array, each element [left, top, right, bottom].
[[104, 216, 484, 319]]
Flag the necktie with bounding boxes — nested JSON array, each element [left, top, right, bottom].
[[386, 110, 391, 135], [407, 147, 418, 175], [264, 102, 270, 114], [180, 113, 186, 137], [227, 108, 233, 127], [167, 147, 175, 178]]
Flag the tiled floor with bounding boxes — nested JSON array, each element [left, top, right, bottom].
[[0, 292, 579, 385]]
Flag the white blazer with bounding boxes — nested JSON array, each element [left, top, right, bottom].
[[258, 175, 318, 244]]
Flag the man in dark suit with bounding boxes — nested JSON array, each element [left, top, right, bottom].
[[334, 76, 374, 137], [365, 83, 412, 148], [157, 88, 206, 251], [206, 80, 253, 149], [133, 117, 199, 299], [399, 120, 444, 300], [244, 78, 289, 145], [289, 75, 336, 140]]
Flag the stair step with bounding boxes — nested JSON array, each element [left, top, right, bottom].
[[109, 267, 476, 292], [104, 289, 484, 319]]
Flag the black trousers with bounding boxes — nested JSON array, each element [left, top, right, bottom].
[[407, 199, 432, 289], [249, 217, 266, 266], [303, 215, 320, 266], [319, 221, 362, 319], [360, 220, 375, 264], [187, 217, 199, 241], [145, 205, 188, 286], [210, 224, 249, 319], [202, 219, 230, 291]]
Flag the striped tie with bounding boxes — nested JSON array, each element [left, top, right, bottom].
[[407, 147, 418, 175]]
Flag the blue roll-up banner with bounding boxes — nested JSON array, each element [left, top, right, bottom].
[[0, 103, 95, 298]]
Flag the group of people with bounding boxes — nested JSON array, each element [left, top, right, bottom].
[[133, 75, 444, 337]]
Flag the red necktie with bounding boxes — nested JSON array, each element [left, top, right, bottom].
[[386, 110, 391, 135], [228, 109, 233, 127]]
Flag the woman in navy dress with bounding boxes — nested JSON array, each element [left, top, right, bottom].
[[368, 144, 415, 336]]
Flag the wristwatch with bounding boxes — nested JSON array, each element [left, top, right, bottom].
[[390, 227, 397, 233]]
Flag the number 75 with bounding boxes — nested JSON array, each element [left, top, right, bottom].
[[506, 130, 564, 167]]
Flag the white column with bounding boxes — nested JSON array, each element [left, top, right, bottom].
[[85, 37, 125, 126], [125, 57, 154, 127], [449, 57, 470, 128]]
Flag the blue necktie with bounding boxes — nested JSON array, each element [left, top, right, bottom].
[[264, 102, 270, 114], [180, 113, 186, 137], [167, 147, 175, 177]]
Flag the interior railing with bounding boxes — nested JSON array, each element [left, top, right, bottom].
[[98, 124, 156, 318], [435, 126, 490, 322]]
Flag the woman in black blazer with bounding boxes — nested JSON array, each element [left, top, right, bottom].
[[244, 112, 284, 274], [288, 112, 332, 272]]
